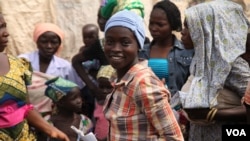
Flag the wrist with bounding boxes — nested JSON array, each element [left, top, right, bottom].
[[206, 108, 218, 122]]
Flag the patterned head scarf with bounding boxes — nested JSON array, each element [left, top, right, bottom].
[[45, 77, 78, 102], [105, 9, 145, 49], [101, 0, 144, 19], [33, 23, 64, 56], [180, 0, 249, 108], [96, 65, 116, 80]]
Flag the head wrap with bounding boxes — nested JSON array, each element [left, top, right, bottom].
[[33, 23, 64, 56], [96, 65, 116, 80], [179, 0, 249, 108], [101, 0, 144, 19], [105, 9, 145, 49], [101, 0, 107, 6], [45, 77, 78, 102]]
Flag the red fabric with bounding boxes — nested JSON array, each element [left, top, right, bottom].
[[93, 101, 109, 140]]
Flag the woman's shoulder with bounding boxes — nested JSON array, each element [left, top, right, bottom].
[[138, 43, 150, 59], [129, 60, 159, 80], [9, 54, 31, 68], [53, 56, 71, 66], [173, 38, 194, 56], [18, 51, 38, 60]]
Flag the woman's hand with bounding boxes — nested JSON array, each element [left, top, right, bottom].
[[26, 109, 70, 141], [48, 126, 70, 141]]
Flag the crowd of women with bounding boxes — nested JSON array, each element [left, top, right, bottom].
[[1, 0, 250, 141]]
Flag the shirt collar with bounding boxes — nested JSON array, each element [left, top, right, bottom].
[[113, 59, 148, 88], [149, 34, 185, 50]]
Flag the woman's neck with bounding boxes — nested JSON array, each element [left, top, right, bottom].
[[116, 58, 139, 81], [39, 54, 52, 73], [153, 35, 174, 48], [39, 54, 52, 64]]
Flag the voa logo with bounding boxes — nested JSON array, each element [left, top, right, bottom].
[[226, 129, 246, 136]]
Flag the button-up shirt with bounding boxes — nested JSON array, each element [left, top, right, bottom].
[[139, 36, 194, 96], [103, 60, 184, 141]]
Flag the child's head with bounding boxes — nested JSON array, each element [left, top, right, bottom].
[[96, 65, 116, 101], [45, 77, 83, 113], [82, 24, 99, 47]]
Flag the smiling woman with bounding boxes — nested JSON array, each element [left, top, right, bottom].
[[103, 9, 184, 141], [104, 26, 139, 75]]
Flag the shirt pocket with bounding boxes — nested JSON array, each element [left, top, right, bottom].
[[176, 56, 192, 67]]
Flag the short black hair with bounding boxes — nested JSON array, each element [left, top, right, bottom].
[[153, 0, 182, 32]]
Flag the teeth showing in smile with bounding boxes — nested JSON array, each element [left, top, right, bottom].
[[111, 56, 123, 60]]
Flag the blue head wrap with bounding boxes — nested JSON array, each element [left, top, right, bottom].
[[104, 9, 145, 49]]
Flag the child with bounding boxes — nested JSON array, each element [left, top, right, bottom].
[[94, 65, 116, 141], [45, 77, 93, 141], [79, 24, 99, 53], [72, 23, 104, 120], [80, 24, 101, 73]]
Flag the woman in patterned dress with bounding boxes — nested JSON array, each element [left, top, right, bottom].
[[0, 13, 69, 141], [180, 1, 250, 140]]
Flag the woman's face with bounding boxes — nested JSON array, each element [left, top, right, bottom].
[[149, 8, 172, 40], [0, 15, 9, 52], [37, 31, 61, 59], [104, 26, 139, 73], [181, 19, 194, 49]]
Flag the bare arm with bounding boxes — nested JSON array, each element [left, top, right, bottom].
[[71, 52, 99, 95], [139, 75, 183, 141], [214, 106, 246, 122], [26, 110, 69, 141], [26, 94, 69, 141], [185, 105, 246, 122]]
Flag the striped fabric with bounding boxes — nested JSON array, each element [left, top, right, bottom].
[[148, 58, 169, 85], [103, 60, 183, 141], [0, 55, 34, 139]]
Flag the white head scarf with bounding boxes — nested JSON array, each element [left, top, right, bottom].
[[181, 0, 249, 108]]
